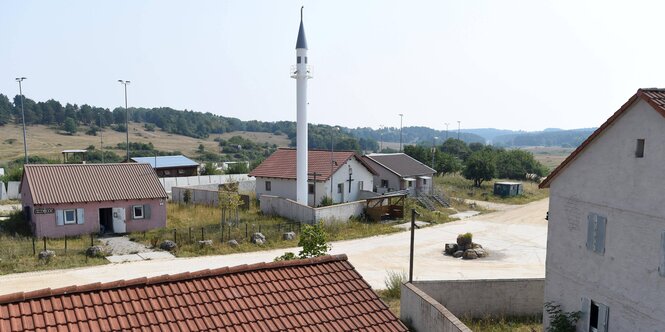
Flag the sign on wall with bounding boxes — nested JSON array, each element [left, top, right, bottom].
[[34, 207, 55, 214]]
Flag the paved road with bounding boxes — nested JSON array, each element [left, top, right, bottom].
[[0, 198, 548, 294]]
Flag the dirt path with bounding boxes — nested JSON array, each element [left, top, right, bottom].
[[0, 198, 549, 294]]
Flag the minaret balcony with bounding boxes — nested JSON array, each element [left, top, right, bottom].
[[290, 65, 313, 79]]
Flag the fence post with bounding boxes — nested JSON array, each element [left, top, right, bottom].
[[201, 227, 204, 241], [173, 229, 177, 244], [245, 224, 248, 238], [259, 225, 262, 234], [90, 233, 94, 246], [32, 237, 36, 255], [189, 227, 192, 243], [221, 224, 224, 242], [64, 236, 67, 255], [43, 237, 46, 251]]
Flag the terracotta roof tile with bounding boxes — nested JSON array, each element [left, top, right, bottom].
[[0, 255, 406, 332], [249, 148, 377, 180], [22, 163, 168, 205]]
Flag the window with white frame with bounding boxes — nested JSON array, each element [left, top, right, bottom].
[[358, 181, 364, 191], [64, 209, 76, 224], [586, 213, 607, 254], [584, 299, 609, 332], [133, 205, 144, 219], [265, 181, 272, 191]]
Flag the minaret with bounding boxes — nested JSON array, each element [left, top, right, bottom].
[[292, 7, 312, 205]]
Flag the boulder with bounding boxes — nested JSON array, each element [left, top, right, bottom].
[[227, 239, 239, 247], [444, 243, 458, 255], [85, 246, 106, 258], [251, 233, 266, 245], [475, 248, 488, 258], [159, 240, 177, 252], [38, 250, 56, 260], [283, 232, 296, 241], [462, 249, 478, 260], [452, 250, 464, 258], [198, 240, 213, 247], [472, 243, 483, 249]]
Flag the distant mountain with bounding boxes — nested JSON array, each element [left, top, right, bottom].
[[463, 128, 522, 142], [492, 128, 597, 147], [348, 126, 485, 145]]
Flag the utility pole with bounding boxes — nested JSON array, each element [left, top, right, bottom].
[[444, 123, 449, 139], [330, 126, 338, 201], [118, 80, 131, 161], [398, 114, 404, 152], [15, 77, 28, 164], [100, 112, 104, 163], [457, 121, 461, 140]]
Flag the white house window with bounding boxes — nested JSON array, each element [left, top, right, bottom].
[[337, 183, 343, 194], [308, 184, 315, 194], [133, 205, 144, 219], [265, 181, 272, 191], [358, 181, 364, 191], [408, 181, 413, 188], [586, 213, 607, 254], [588, 300, 609, 332], [636, 139, 645, 158], [64, 209, 76, 225]]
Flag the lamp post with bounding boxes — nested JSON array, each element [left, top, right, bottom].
[[398, 114, 404, 152], [118, 80, 130, 161], [444, 123, 449, 139], [457, 121, 461, 140], [431, 136, 438, 169], [99, 112, 104, 163], [15, 77, 28, 164], [330, 126, 339, 201]]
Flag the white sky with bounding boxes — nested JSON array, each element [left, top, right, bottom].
[[2, 0, 665, 132]]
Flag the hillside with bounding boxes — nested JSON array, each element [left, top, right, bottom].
[[0, 124, 290, 165], [492, 128, 596, 147]]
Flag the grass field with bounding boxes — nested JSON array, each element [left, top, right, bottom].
[[0, 123, 291, 165], [435, 173, 549, 204], [518, 146, 574, 172], [462, 316, 542, 332]]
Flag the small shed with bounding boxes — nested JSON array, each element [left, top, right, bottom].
[[365, 192, 406, 222], [493, 181, 523, 197]]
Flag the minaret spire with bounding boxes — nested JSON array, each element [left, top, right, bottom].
[[292, 7, 312, 205]]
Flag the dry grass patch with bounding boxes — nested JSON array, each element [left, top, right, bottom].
[[436, 174, 548, 205], [462, 316, 542, 332]]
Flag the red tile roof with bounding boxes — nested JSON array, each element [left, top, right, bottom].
[[541, 88, 665, 188], [249, 148, 377, 181], [0, 254, 407, 332], [22, 163, 168, 205]]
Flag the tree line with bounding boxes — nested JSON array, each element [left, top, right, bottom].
[[404, 138, 548, 187]]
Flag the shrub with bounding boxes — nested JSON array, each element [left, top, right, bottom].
[[318, 196, 333, 207], [384, 270, 407, 299], [544, 302, 581, 332], [298, 222, 331, 258], [457, 232, 473, 247], [274, 252, 296, 261], [183, 190, 192, 204]]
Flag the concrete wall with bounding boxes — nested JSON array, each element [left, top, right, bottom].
[[412, 279, 544, 318], [158, 174, 253, 194], [7, 181, 20, 200], [0, 182, 7, 201], [545, 98, 665, 331], [171, 181, 255, 206], [259, 195, 365, 224], [400, 283, 472, 332]]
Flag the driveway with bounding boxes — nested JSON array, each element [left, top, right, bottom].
[[0, 198, 548, 293]]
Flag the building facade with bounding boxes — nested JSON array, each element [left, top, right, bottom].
[[250, 149, 376, 206], [540, 89, 665, 331], [362, 153, 436, 196], [20, 163, 168, 238], [131, 155, 199, 177]]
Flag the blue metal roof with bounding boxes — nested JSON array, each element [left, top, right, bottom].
[[131, 155, 199, 169]]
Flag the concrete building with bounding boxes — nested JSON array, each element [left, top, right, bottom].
[[540, 88, 665, 331], [362, 153, 436, 196], [130, 155, 199, 177], [250, 148, 376, 206], [20, 163, 168, 238]]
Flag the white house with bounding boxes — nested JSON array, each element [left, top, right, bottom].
[[249, 148, 376, 206], [362, 153, 436, 196], [540, 88, 665, 331]]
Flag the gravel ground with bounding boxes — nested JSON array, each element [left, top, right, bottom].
[[99, 236, 154, 255]]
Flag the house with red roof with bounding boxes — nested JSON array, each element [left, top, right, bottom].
[[0, 254, 408, 331], [20, 163, 168, 238], [540, 88, 665, 331], [249, 148, 377, 206]]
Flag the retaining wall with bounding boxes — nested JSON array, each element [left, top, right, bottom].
[[0, 182, 7, 200], [400, 283, 472, 332], [158, 174, 253, 194], [259, 195, 365, 224], [7, 181, 20, 200], [171, 181, 255, 206]]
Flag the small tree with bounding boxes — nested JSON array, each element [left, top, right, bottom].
[[198, 144, 205, 153], [183, 189, 192, 204], [298, 222, 331, 258], [463, 150, 496, 187], [63, 117, 78, 135], [544, 302, 581, 332], [435, 152, 462, 177], [218, 182, 242, 226]]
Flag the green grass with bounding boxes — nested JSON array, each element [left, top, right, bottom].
[[435, 174, 549, 205], [462, 315, 542, 332]]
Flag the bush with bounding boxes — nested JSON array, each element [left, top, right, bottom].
[[183, 190, 192, 204], [274, 252, 296, 261], [457, 232, 473, 247], [384, 270, 407, 299], [545, 302, 581, 332], [298, 222, 331, 258], [318, 196, 333, 207]]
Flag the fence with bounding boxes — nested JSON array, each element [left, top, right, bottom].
[[0, 233, 100, 259], [159, 174, 254, 194]]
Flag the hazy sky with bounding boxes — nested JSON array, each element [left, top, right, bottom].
[[2, 1, 665, 132]]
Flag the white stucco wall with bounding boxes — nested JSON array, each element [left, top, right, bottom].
[[255, 157, 374, 206], [545, 99, 665, 331]]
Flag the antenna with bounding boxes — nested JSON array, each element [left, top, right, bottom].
[[301, 6, 304, 21]]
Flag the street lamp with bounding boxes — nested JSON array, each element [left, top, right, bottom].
[[431, 136, 438, 169], [330, 126, 340, 201], [457, 121, 461, 140], [444, 123, 449, 139], [99, 112, 104, 163], [398, 114, 404, 152], [118, 80, 130, 161], [15, 77, 28, 164], [379, 125, 384, 152]]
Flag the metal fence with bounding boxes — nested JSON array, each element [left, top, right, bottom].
[[0, 233, 98, 259]]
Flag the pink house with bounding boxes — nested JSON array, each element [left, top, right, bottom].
[[20, 163, 168, 238]]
